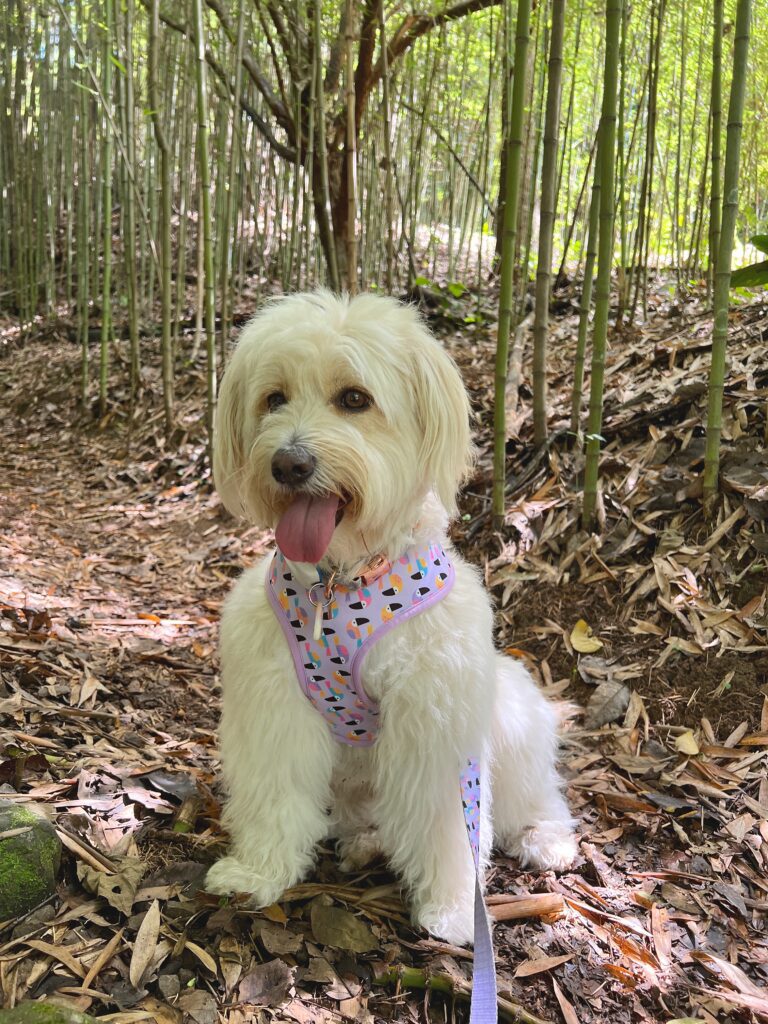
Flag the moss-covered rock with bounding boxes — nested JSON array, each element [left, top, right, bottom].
[[0, 801, 61, 920], [0, 1004, 99, 1024]]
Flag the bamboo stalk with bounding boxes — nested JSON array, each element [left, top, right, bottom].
[[378, 0, 395, 293], [149, 0, 174, 435], [532, 0, 566, 447], [493, 0, 532, 530], [314, 1, 339, 290], [582, 0, 623, 529], [123, 0, 140, 401], [373, 966, 552, 1024], [99, 0, 114, 419], [344, 0, 358, 293], [708, 0, 724, 303], [571, 144, 600, 439], [193, 0, 217, 464], [703, 0, 752, 506], [220, 0, 246, 343]]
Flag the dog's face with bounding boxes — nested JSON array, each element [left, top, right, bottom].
[[214, 291, 472, 563]]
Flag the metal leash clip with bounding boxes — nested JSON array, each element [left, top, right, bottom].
[[309, 570, 337, 642]]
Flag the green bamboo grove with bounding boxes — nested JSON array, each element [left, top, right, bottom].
[[0, 0, 762, 519]]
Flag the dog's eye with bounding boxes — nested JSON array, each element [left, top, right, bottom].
[[267, 391, 287, 412], [337, 389, 372, 412]]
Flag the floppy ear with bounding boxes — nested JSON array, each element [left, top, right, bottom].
[[409, 322, 474, 516], [213, 350, 248, 517]]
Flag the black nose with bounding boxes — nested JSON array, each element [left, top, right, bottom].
[[271, 446, 317, 487]]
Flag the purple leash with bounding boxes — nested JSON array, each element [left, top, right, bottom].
[[461, 760, 498, 1024]]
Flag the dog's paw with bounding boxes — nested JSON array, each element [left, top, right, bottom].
[[204, 857, 283, 906], [501, 822, 578, 872], [414, 897, 476, 947], [337, 830, 382, 872]]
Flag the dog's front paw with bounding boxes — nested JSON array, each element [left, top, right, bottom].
[[414, 897, 476, 947], [337, 830, 382, 872], [204, 857, 283, 906], [503, 822, 578, 872]]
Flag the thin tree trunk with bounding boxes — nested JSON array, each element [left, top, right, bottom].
[[571, 152, 600, 438], [220, 0, 246, 344], [124, 0, 140, 400], [99, 0, 113, 419], [149, 0, 174, 435], [673, 0, 686, 292], [313, 2, 340, 290], [193, 0, 217, 461], [582, 0, 622, 529], [708, 0, 724, 304], [78, 30, 90, 407], [378, 0, 394, 293], [703, 0, 751, 505], [532, 0, 566, 447], [616, 0, 629, 320], [344, 0, 358, 293], [493, 0, 532, 529]]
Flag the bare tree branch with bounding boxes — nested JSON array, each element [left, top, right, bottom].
[[370, 0, 502, 89], [139, 0, 297, 161], [204, 0, 291, 134]]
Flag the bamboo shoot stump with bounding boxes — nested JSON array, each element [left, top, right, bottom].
[[373, 965, 552, 1024]]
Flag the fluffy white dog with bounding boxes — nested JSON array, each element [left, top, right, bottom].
[[205, 290, 576, 944]]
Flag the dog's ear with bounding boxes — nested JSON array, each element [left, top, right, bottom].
[[213, 352, 248, 517], [409, 324, 474, 516]]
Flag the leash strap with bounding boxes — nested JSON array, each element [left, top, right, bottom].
[[460, 760, 498, 1024]]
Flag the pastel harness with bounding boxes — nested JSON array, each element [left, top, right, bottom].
[[266, 541, 497, 1024]]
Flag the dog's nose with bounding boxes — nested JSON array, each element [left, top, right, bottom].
[[271, 447, 317, 487]]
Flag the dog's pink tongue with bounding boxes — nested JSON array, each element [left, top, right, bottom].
[[275, 493, 340, 563]]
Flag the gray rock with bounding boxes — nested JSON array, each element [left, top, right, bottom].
[[0, 801, 62, 920], [0, 1004, 98, 1024]]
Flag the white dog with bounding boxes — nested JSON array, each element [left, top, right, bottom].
[[205, 290, 575, 945]]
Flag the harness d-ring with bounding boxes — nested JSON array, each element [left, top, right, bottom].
[[308, 578, 335, 641]]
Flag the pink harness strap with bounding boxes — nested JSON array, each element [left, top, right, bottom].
[[266, 542, 454, 745]]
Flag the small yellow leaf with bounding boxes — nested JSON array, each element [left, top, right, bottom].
[[675, 730, 700, 756], [570, 619, 604, 653]]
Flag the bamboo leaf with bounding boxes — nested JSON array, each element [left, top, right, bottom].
[[730, 260, 768, 287], [750, 234, 768, 255], [130, 899, 161, 988]]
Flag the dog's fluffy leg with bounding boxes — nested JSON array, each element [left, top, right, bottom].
[[491, 655, 577, 870], [205, 564, 336, 906], [372, 723, 489, 946]]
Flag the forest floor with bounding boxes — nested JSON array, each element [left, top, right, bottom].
[[2, 282, 768, 1024]]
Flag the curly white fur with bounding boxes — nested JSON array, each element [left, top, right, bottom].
[[205, 290, 576, 944]]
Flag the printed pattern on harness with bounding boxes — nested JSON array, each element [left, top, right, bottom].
[[266, 542, 454, 745]]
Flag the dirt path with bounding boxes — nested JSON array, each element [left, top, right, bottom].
[[2, 325, 768, 1023]]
